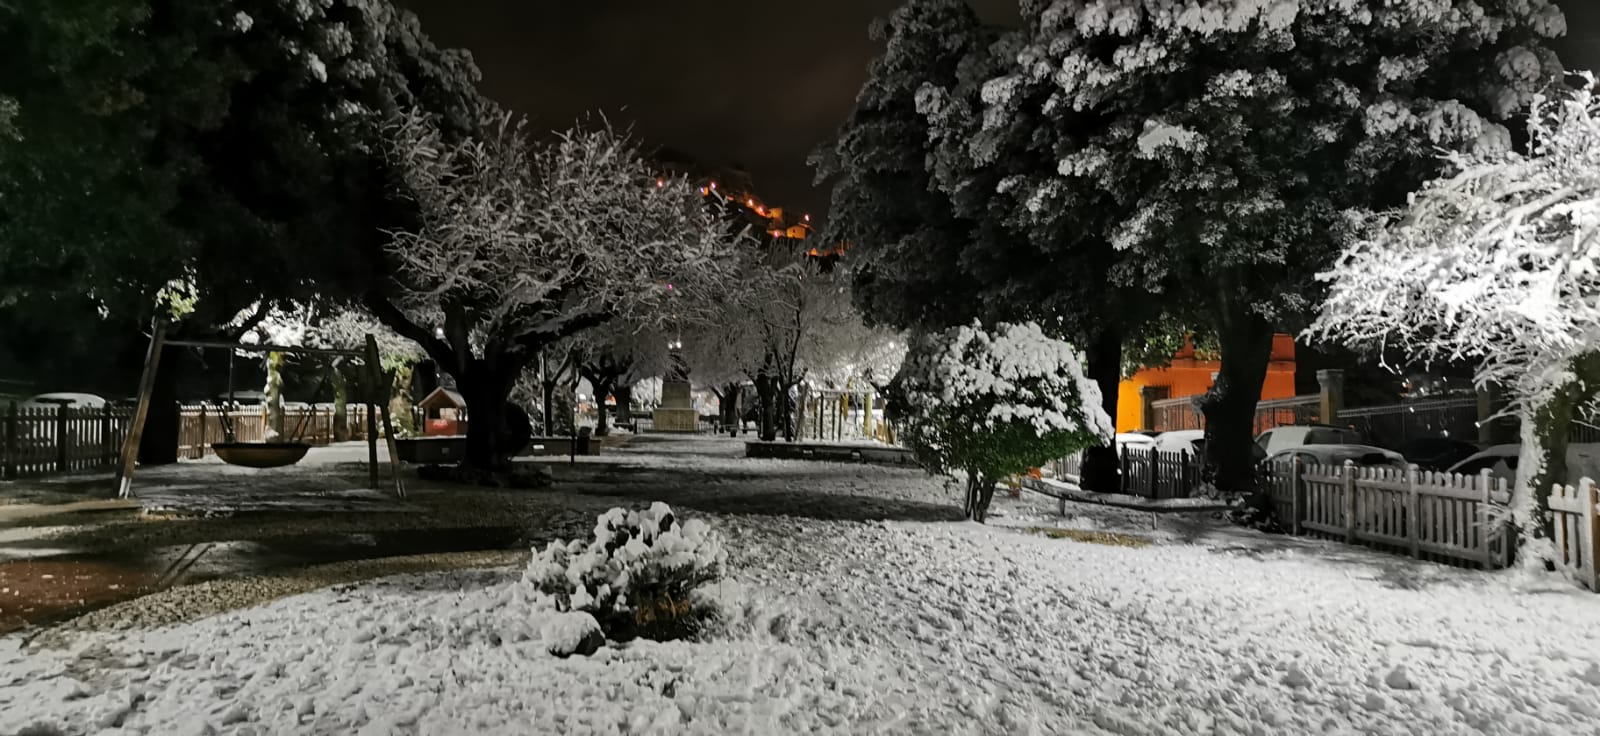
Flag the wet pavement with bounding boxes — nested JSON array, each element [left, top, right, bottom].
[[0, 526, 529, 634]]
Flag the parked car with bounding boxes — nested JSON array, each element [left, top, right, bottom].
[[1447, 443, 1600, 484], [1152, 429, 1205, 456], [1254, 424, 1366, 458], [1115, 432, 1157, 451], [1400, 437, 1481, 472], [22, 392, 108, 410], [1262, 444, 1406, 469]]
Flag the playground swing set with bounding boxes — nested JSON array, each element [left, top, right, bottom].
[[113, 322, 406, 500]]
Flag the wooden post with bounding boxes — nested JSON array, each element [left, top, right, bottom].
[[863, 392, 873, 439], [365, 335, 405, 499], [1149, 450, 1159, 498], [1406, 465, 1420, 558], [101, 404, 113, 467], [54, 405, 68, 472], [1317, 369, 1346, 427], [1342, 460, 1357, 543], [116, 322, 168, 499], [1290, 458, 1305, 535], [1479, 469, 1495, 569], [1581, 480, 1599, 591], [1119, 445, 1130, 494], [3, 401, 16, 480]]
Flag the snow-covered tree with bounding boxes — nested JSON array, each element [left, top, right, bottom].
[[569, 318, 675, 436], [891, 321, 1113, 522], [369, 109, 744, 468], [815, 0, 1162, 494], [1311, 78, 1600, 562], [946, 0, 1566, 493], [680, 242, 874, 441], [1, 0, 483, 463]]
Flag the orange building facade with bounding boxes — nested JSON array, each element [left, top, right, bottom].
[[1116, 334, 1298, 432]]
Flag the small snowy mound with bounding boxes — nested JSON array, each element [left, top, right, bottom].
[[523, 502, 727, 642], [540, 611, 604, 658]]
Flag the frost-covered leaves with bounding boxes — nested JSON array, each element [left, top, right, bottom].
[[1310, 78, 1600, 545], [967, 0, 1567, 322], [893, 321, 1113, 481], [0, 0, 485, 324], [523, 503, 727, 642], [383, 108, 744, 352], [1312, 78, 1600, 419]]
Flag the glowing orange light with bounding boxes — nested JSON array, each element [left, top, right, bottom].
[[803, 214, 811, 221], [709, 182, 717, 189], [656, 179, 664, 187]]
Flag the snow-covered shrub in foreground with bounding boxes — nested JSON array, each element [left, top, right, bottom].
[[523, 503, 726, 644], [890, 321, 1113, 522]]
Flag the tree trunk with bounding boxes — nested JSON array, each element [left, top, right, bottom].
[[265, 351, 285, 440], [388, 362, 415, 436], [331, 366, 349, 442], [459, 359, 522, 471], [1080, 327, 1123, 493], [1515, 351, 1600, 565], [615, 384, 633, 425], [137, 344, 184, 466], [780, 385, 795, 442], [541, 379, 556, 436], [593, 378, 615, 437], [1199, 310, 1275, 495], [964, 471, 996, 523], [755, 373, 778, 442]]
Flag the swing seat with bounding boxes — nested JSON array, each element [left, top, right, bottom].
[[213, 442, 311, 468]]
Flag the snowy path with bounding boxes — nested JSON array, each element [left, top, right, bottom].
[[4, 436, 1600, 735]]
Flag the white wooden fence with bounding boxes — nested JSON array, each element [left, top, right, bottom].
[[1264, 460, 1516, 569], [1549, 480, 1600, 591]]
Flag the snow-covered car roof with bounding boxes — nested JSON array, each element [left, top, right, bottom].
[[1263, 444, 1405, 466], [23, 392, 107, 408]]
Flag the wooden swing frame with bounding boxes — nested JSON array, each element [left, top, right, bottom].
[[114, 322, 406, 500]]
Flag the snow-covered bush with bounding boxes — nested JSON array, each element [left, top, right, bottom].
[[1310, 76, 1600, 565], [890, 321, 1113, 522], [523, 503, 727, 643]]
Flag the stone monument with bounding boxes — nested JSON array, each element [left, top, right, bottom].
[[651, 354, 699, 432]]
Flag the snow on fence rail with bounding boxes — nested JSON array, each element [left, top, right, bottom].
[[1, 403, 133, 479], [1263, 460, 1516, 569], [177, 404, 373, 459]]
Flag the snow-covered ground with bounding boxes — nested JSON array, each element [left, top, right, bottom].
[[4, 435, 1600, 735]]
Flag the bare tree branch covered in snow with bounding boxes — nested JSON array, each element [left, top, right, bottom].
[[678, 244, 887, 440], [368, 107, 745, 468], [1311, 76, 1600, 561]]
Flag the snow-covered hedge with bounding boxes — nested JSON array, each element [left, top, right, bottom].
[[891, 321, 1113, 522], [523, 503, 726, 646]]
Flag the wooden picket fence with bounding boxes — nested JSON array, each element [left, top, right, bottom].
[[1, 403, 135, 479], [1263, 460, 1515, 569], [1051, 446, 1202, 499], [1549, 480, 1600, 591], [177, 404, 373, 460]]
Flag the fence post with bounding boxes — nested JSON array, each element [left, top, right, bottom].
[[101, 404, 113, 466], [1406, 465, 1420, 558], [1317, 369, 1346, 427], [1342, 460, 1357, 543], [1140, 386, 1169, 432], [1479, 469, 1495, 569], [3, 402, 15, 480], [1290, 458, 1304, 535], [54, 405, 68, 472], [1149, 450, 1159, 498], [1119, 444, 1130, 494], [1581, 480, 1598, 591]]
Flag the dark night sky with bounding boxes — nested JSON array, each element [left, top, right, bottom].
[[398, 0, 1600, 220]]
